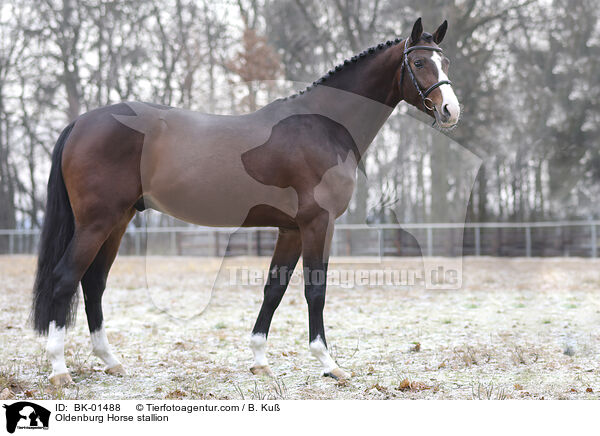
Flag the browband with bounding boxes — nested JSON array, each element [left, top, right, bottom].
[[404, 45, 444, 55]]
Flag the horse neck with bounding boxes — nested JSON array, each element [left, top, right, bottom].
[[282, 44, 405, 157], [324, 43, 405, 107]]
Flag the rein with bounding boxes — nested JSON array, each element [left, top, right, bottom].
[[399, 39, 452, 112]]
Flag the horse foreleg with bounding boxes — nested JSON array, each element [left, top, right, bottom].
[[249, 228, 301, 376], [299, 212, 349, 380]]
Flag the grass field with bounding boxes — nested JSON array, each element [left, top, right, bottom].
[[1, 255, 599, 400]]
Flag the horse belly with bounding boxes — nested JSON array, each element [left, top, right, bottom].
[[142, 140, 298, 227], [113, 102, 299, 226]]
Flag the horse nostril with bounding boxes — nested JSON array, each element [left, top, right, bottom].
[[443, 104, 451, 118]]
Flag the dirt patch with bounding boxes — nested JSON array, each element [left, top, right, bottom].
[[0, 255, 599, 399]]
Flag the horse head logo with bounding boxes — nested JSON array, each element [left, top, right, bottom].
[[3, 402, 50, 433]]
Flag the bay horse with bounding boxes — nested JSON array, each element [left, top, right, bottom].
[[32, 18, 460, 386]]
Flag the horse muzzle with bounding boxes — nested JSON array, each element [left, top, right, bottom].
[[435, 100, 460, 128]]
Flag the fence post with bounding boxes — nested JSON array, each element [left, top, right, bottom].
[[246, 230, 253, 256], [8, 233, 14, 255], [427, 227, 433, 257], [525, 227, 532, 257], [474, 227, 481, 256], [378, 228, 384, 257], [135, 231, 141, 256], [170, 230, 177, 255], [332, 233, 338, 256], [346, 228, 351, 256], [591, 224, 597, 258]]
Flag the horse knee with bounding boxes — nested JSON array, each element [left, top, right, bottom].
[[263, 284, 286, 307]]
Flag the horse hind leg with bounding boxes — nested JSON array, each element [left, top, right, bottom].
[[46, 220, 119, 386], [46, 322, 70, 386], [82, 210, 134, 376]]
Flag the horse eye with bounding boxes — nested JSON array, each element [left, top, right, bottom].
[[414, 60, 424, 68]]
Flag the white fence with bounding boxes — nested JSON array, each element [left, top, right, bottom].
[[1, 221, 599, 258]]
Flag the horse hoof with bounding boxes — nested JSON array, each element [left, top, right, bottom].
[[250, 365, 274, 377], [105, 364, 126, 376], [323, 368, 350, 381], [49, 372, 72, 387]]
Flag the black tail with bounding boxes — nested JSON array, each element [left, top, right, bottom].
[[32, 121, 77, 335]]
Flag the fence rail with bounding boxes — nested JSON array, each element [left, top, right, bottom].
[[0, 221, 599, 258]]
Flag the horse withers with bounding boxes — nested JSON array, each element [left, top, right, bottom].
[[32, 18, 460, 386]]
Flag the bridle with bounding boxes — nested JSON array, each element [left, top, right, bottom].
[[399, 39, 452, 112]]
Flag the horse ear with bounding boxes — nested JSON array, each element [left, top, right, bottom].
[[433, 20, 448, 44], [411, 17, 423, 44]]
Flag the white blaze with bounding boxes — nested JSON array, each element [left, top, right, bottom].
[[432, 52, 460, 124]]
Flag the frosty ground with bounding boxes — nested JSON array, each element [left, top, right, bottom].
[[1, 255, 599, 400]]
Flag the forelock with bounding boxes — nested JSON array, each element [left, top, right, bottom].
[[420, 32, 433, 43]]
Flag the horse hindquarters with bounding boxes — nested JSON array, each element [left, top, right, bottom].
[[35, 104, 144, 385]]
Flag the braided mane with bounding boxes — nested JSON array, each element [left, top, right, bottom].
[[283, 37, 407, 100]]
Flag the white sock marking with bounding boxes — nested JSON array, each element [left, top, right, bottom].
[[309, 336, 338, 373], [47, 321, 68, 377], [250, 333, 268, 367], [90, 323, 121, 369]]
